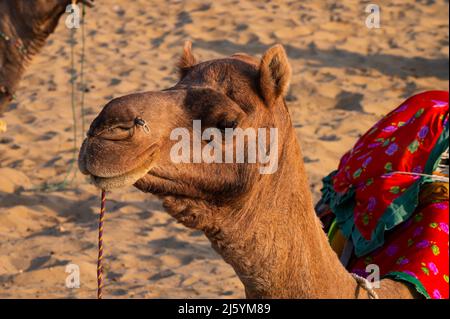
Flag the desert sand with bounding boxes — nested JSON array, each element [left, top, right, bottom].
[[0, 0, 448, 298]]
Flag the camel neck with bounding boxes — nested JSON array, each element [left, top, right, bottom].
[[3, 3, 67, 60], [0, 3, 68, 98], [208, 132, 359, 298]]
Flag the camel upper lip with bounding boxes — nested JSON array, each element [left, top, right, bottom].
[[79, 140, 158, 177]]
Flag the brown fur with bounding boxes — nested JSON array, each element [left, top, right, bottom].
[[79, 42, 419, 299], [177, 40, 197, 78], [0, 0, 94, 115], [259, 44, 292, 106]]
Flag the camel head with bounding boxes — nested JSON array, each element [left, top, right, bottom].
[[0, 0, 94, 115], [79, 41, 294, 230]]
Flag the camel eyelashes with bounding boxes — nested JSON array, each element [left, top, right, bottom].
[[217, 118, 238, 131]]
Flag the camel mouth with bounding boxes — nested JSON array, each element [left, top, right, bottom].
[[81, 145, 160, 191]]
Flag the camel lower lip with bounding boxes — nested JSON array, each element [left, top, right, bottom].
[[89, 149, 159, 191]]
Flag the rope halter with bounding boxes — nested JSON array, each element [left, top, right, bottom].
[[351, 273, 379, 299]]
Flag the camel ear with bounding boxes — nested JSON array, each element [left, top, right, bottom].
[[177, 41, 197, 78], [259, 44, 291, 106]]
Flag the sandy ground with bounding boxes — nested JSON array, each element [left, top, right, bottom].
[[0, 0, 448, 298]]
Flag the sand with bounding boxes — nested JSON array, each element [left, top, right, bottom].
[[0, 0, 448, 298]]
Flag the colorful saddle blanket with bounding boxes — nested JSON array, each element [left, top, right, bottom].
[[320, 91, 449, 299]]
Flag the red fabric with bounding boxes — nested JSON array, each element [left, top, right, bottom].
[[350, 201, 449, 299], [331, 91, 449, 240], [326, 91, 449, 298]]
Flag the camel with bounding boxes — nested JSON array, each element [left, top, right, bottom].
[[0, 0, 94, 130], [78, 42, 420, 298]]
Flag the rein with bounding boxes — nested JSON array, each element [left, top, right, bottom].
[[31, 1, 88, 192], [2, 6, 91, 192], [351, 273, 379, 299], [97, 190, 106, 299]]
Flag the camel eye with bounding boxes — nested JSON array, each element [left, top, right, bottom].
[[217, 118, 238, 131]]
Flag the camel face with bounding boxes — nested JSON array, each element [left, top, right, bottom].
[[79, 42, 292, 208]]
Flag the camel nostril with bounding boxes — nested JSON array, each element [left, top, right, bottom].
[[95, 125, 135, 141]]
